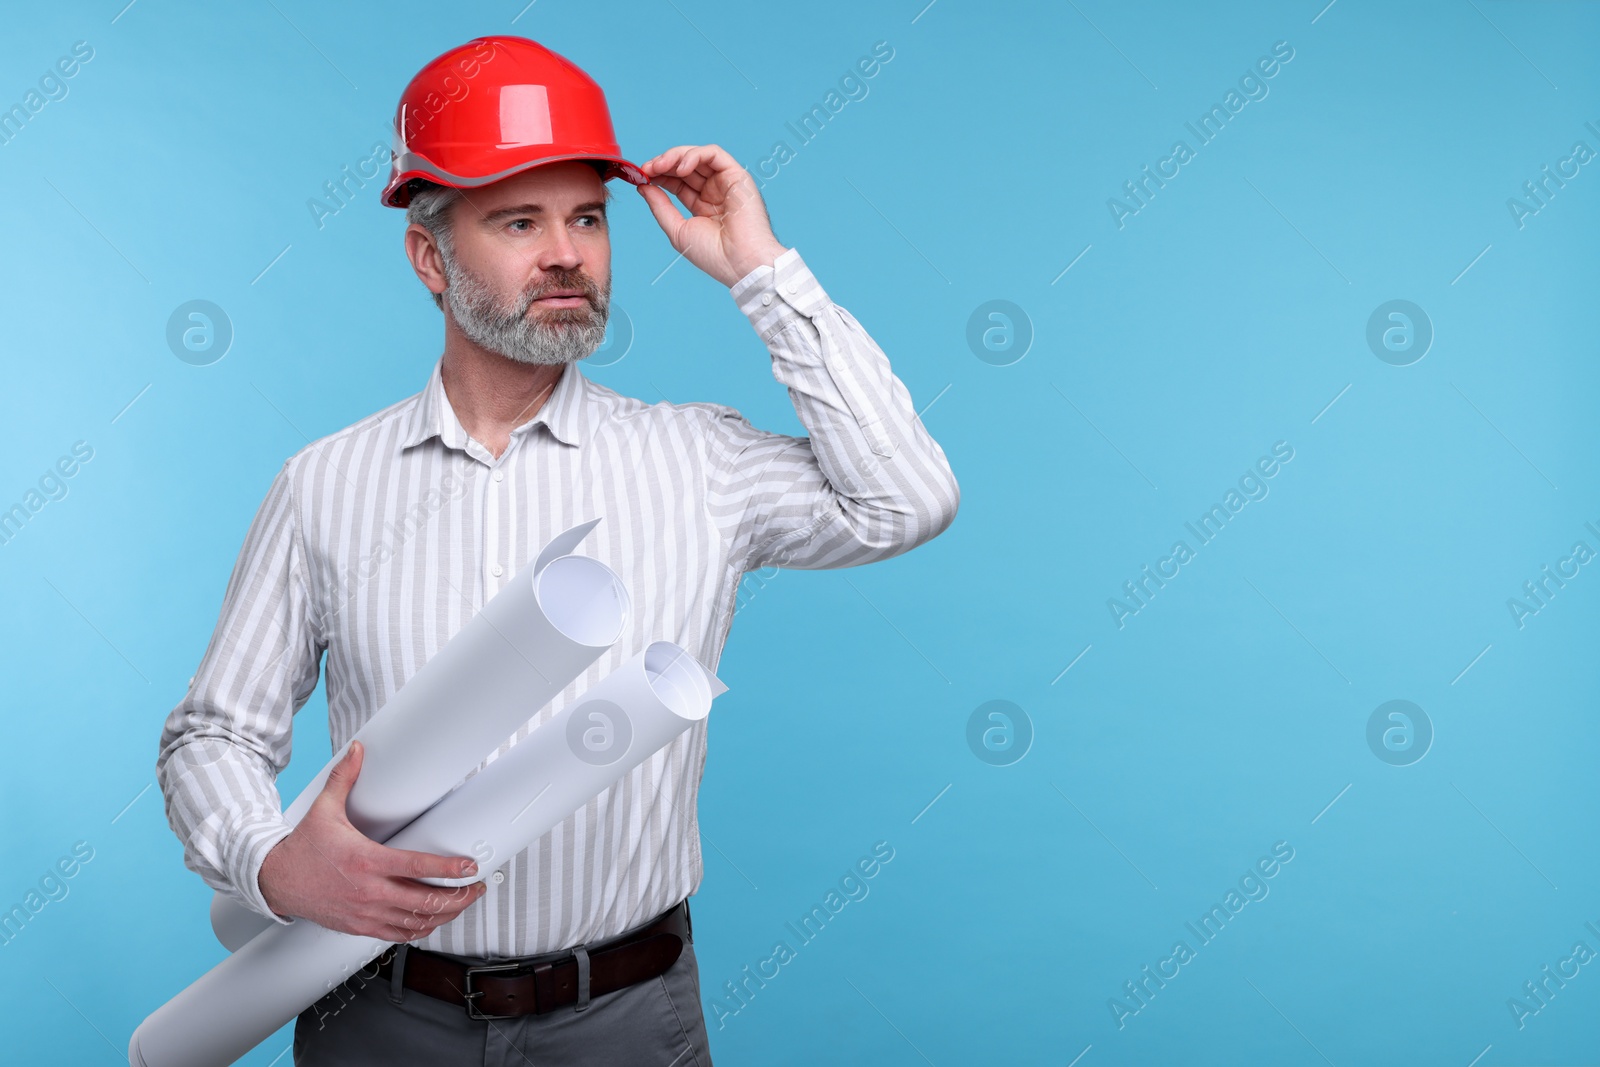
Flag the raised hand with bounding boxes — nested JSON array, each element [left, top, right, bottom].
[[637, 144, 789, 287]]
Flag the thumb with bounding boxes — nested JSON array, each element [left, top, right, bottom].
[[636, 183, 687, 247], [319, 740, 363, 815]]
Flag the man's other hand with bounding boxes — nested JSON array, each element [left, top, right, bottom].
[[637, 144, 789, 287], [258, 740, 486, 942]]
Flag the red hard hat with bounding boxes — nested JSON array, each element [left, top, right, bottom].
[[382, 36, 646, 209]]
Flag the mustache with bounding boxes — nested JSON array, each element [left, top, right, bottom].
[[519, 270, 605, 311]]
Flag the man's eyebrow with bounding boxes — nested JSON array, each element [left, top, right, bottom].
[[481, 201, 609, 223]]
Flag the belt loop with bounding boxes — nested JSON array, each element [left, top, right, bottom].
[[573, 944, 592, 1012], [388, 944, 409, 1005]]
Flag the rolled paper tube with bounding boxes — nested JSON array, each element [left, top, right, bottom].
[[129, 641, 725, 1067], [392, 640, 728, 889], [210, 517, 629, 951]]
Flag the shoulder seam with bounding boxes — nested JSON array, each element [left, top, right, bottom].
[[287, 389, 422, 463]]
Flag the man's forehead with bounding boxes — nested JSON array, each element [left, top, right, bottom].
[[469, 163, 607, 213]]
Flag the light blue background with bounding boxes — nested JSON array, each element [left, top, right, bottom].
[[2, 1, 1597, 1064]]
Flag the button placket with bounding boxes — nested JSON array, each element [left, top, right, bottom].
[[500, 447, 519, 594], [483, 458, 502, 596]]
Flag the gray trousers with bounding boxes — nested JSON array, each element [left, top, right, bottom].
[[292, 925, 714, 1066]]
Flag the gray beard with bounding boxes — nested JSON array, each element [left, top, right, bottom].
[[441, 252, 610, 366]]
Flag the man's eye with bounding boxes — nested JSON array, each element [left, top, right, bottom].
[[576, 215, 600, 227], [509, 219, 532, 232]]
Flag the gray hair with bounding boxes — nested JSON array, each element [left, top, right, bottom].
[[405, 182, 465, 311]]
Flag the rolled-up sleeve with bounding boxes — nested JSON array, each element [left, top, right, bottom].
[[155, 459, 324, 924], [704, 247, 960, 573]]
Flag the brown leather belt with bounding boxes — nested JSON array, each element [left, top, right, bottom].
[[374, 899, 690, 1020]]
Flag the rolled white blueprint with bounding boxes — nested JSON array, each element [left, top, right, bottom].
[[211, 518, 629, 951], [399, 641, 728, 889], [130, 641, 725, 1067]]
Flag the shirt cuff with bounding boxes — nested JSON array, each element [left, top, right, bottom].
[[234, 818, 297, 926], [730, 247, 832, 343]]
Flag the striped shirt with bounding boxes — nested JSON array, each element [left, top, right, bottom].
[[155, 247, 959, 958]]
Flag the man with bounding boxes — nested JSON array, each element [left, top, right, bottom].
[[155, 35, 958, 1065]]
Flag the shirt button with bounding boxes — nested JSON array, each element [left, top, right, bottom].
[[761, 293, 773, 307], [492, 871, 505, 885], [787, 282, 799, 295], [493, 470, 504, 482], [491, 564, 504, 577]]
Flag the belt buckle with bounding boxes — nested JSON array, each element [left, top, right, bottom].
[[461, 960, 531, 1020]]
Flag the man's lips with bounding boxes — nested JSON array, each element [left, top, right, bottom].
[[531, 291, 589, 308]]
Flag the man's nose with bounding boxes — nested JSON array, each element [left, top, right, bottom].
[[537, 226, 584, 272]]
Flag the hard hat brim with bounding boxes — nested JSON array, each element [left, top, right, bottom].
[[384, 150, 648, 209]]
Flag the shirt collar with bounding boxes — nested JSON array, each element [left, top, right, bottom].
[[398, 356, 589, 454]]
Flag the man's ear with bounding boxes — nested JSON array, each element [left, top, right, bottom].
[[404, 224, 448, 304]]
